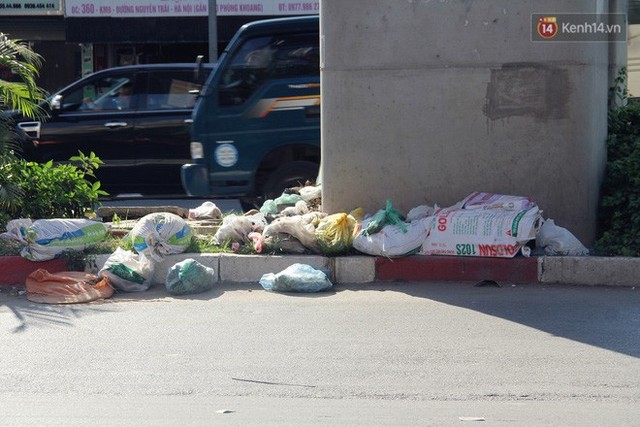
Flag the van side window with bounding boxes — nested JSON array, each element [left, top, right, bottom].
[[218, 33, 319, 107], [146, 70, 203, 110]]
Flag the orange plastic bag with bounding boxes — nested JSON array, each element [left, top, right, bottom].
[[26, 269, 114, 304]]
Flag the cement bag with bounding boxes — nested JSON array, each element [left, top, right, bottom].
[[165, 258, 217, 296], [315, 212, 357, 255], [1, 218, 108, 261], [421, 207, 542, 258], [99, 248, 154, 292], [353, 217, 432, 257], [130, 213, 192, 262], [259, 263, 332, 293], [460, 191, 537, 211], [262, 212, 326, 253], [536, 219, 589, 256], [26, 269, 114, 304]]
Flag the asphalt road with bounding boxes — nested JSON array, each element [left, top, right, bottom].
[[1, 282, 639, 426]]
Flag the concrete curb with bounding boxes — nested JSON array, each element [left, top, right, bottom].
[[1, 254, 637, 288], [539, 256, 640, 287], [84, 254, 640, 288]]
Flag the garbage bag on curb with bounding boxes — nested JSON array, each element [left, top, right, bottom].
[[421, 207, 542, 258], [188, 201, 223, 220], [262, 212, 325, 254], [460, 191, 536, 211], [26, 269, 114, 304], [259, 263, 333, 293], [1, 218, 108, 261], [536, 219, 589, 256], [165, 258, 217, 295], [361, 199, 407, 237], [315, 212, 357, 255], [353, 217, 432, 257], [212, 215, 254, 245], [298, 185, 322, 202], [130, 212, 193, 262], [99, 247, 154, 292], [263, 232, 309, 254]]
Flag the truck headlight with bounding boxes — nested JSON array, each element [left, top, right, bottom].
[[190, 142, 204, 159]]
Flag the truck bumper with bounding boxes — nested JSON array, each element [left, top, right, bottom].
[[181, 163, 210, 196]]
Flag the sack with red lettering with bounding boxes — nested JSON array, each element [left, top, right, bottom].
[[420, 207, 542, 258]]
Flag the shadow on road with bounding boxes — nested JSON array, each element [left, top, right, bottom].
[[345, 282, 640, 359]]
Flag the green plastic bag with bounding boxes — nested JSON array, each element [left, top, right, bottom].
[[165, 258, 216, 296], [361, 199, 407, 236]]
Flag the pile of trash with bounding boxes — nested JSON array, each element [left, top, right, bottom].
[[0, 212, 217, 303], [209, 187, 589, 259], [0, 186, 590, 300]]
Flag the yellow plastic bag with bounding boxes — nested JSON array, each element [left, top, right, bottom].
[[315, 213, 357, 255]]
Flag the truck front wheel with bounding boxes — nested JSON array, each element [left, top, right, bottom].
[[261, 160, 319, 200]]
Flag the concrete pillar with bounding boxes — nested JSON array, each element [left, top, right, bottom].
[[321, 0, 618, 245]]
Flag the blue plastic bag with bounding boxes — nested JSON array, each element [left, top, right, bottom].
[[259, 263, 332, 293]]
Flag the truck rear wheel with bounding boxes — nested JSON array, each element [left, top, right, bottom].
[[262, 160, 319, 200]]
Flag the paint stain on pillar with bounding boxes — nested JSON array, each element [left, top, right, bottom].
[[484, 63, 569, 121]]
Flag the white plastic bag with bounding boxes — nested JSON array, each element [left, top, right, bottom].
[[1, 218, 108, 261], [212, 215, 254, 245], [353, 217, 432, 257], [262, 212, 325, 253], [536, 219, 589, 256], [280, 200, 310, 216], [130, 213, 193, 262], [298, 185, 322, 202], [188, 201, 222, 220], [259, 263, 332, 293], [99, 248, 155, 292], [406, 205, 437, 222]]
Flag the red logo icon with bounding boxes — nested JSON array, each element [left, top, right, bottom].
[[537, 16, 558, 39]]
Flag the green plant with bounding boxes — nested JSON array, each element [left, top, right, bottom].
[[0, 33, 47, 118], [609, 66, 630, 107], [1, 34, 47, 215], [5, 150, 108, 219], [595, 100, 640, 256]]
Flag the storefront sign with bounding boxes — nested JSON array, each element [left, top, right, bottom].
[[64, 0, 319, 17], [0, 0, 62, 15]]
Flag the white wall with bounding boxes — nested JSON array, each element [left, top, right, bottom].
[[321, 0, 620, 245]]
